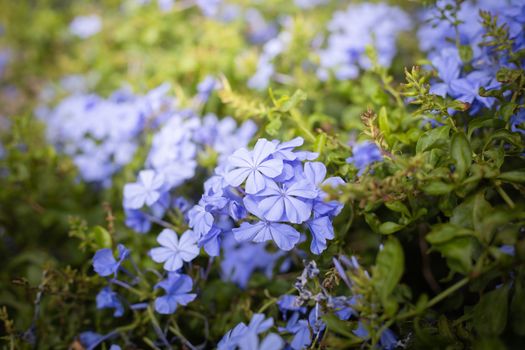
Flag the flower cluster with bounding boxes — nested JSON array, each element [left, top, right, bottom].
[[248, 20, 292, 90], [91, 238, 198, 317], [188, 137, 344, 255], [123, 111, 256, 233], [218, 314, 284, 350], [346, 141, 383, 176], [419, 0, 525, 115], [39, 83, 173, 185], [317, 2, 411, 80]]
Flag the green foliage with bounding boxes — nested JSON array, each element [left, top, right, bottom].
[[0, 1, 524, 349]]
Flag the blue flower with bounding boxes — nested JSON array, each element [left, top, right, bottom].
[[188, 205, 214, 237], [221, 235, 283, 288], [233, 197, 300, 250], [69, 15, 102, 39], [78, 331, 103, 350], [123, 170, 165, 209], [317, 3, 411, 80], [233, 221, 300, 251], [279, 307, 325, 350], [224, 138, 283, 194], [218, 314, 276, 350], [154, 273, 197, 314], [92, 244, 130, 277], [124, 209, 151, 234], [249, 179, 317, 224], [196, 0, 222, 17], [96, 287, 124, 317], [380, 328, 398, 350], [429, 48, 462, 97], [238, 332, 284, 350], [449, 71, 496, 110], [277, 295, 307, 314], [353, 321, 368, 338], [346, 141, 383, 175], [306, 216, 334, 254], [218, 323, 248, 350], [198, 226, 222, 256], [150, 229, 200, 271], [510, 109, 525, 135], [196, 75, 218, 103]]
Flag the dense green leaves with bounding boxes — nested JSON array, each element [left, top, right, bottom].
[[473, 283, 510, 336], [450, 132, 472, 180], [372, 237, 404, 314]]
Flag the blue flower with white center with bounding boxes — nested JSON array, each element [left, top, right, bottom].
[[429, 48, 463, 98], [233, 197, 301, 251], [218, 314, 277, 350], [188, 204, 215, 237], [123, 170, 165, 209], [224, 138, 283, 194], [346, 141, 383, 176], [124, 209, 151, 234], [150, 229, 200, 271], [96, 287, 124, 317], [248, 178, 317, 224], [154, 273, 197, 314], [92, 244, 130, 277], [448, 71, 497, 111], [240, 333, 284, 350], [317, 3, 411, 80]]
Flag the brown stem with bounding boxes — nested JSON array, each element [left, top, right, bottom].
[[419, 224, 441, 294]]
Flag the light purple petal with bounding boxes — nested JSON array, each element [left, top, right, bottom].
[[150, 247, 174, 263], [252, 138, 276, 165], [258, 158, 284, 178], [157, 229, 179, 250], [269, 223, 300, 251]]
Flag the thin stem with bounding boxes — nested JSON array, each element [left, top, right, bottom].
[[110, 279, 144, 297], [147, 306, 173, 350], [398, 277, 470, 321], [495, 183, 515, 208], [169, 321, 198, 350]]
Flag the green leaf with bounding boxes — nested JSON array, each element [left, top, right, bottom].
[[378, 106, 390, 137], [473, 191, 492, 235], [92, 226, 112, 249], [385, 201, 411, 217], [483, 129, 522, 150], [322, 314, 361, 339], [416, 125, 450, 153], [473, 284, 510, 336], [379, 221, 405, 235], [450, 132, 472, 180], [450, 195, 475, 229], [426, 224, 475, 244], [467, 116, 506, 139], [373, 237, 404, 304], [280, 89, 307, 112], [265, 115, 282, 136], [432, 237, 479, 274], [510, 275, 525, 336], [422, 181, 454, 196], [497, 169, 525, 183]]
